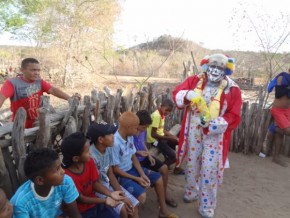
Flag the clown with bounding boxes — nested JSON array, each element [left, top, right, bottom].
[[172, 54, 242, 218]]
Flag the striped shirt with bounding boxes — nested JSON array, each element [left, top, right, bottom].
[[10, 175, 79, 218]]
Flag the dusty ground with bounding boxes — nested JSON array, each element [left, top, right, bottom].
[[139, 152, 290, 218]]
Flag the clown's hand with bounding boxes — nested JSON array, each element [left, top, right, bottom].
[[185, 90, 200, 101], [208, 117, 228, 135], [191, 96, 211, 127], [200, 115, 210, 128]]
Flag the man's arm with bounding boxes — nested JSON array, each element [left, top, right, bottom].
[[47, 87, 70, 100], [0, 93, 7, 108]]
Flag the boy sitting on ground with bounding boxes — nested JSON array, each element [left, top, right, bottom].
[[10, 148, 81, 218], [87, 122, 140, 218], [111, 111, 179, 218], [61, 132, 125, 218], [134, 110, 177, 208], [147, 99, 184, 175]]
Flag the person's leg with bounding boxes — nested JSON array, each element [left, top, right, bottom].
[[270, 107, 290, 166], [158, 140, 176, 167], [130, 206, 139, 218], [272, 132, 288, 167], [120, 206, 128, 218], [118, 169, 147, 204], [183, 134, 203, 202], [154, 158, 178, 207], [167, 140, 184, 174], [143, 167, 178, 217], [198, 134, 221, 218]]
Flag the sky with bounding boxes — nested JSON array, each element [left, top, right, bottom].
[[1, 0, 289, 52], [113, 0, 290, 51]]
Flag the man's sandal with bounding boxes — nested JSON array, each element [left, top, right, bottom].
[[158, 213, 179, 218], [165, 198, 178, 208]]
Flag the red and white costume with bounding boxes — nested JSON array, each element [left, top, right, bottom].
[[172, 72, 242, 217]]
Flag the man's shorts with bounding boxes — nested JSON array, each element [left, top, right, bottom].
[[271, 107, 290, 129], [140, 156, 164, 172], [118, 167, 161, 198], [95, 185, 139, 215]]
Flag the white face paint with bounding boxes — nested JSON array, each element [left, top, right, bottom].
[[206, 65, 225, 82]]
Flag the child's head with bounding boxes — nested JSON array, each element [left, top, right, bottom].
[[24, 148, 64, 187], [87, 122, 118, 147], [0, 188, 13, 218], [136, 110, 152, 132], [61, 132, 91, 168], [119, 111, 140, 136], [160, 99, 174, 116], [20, 58, 40, 82]]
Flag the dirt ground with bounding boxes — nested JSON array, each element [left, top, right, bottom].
[[139, 152, 290, 218]]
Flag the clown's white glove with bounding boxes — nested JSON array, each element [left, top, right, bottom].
[[185, 90, 199, 101], [208, 117, 228, 135]]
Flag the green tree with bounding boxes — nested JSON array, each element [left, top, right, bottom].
[[0, 0, 120, 86]]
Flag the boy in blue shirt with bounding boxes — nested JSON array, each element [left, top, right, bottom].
[[87, 122, 139, 218], [111, 111, 179, 218], [10, 148, 81, 218]]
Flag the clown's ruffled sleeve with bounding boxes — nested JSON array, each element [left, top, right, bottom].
[[222, 87, 242, 130], [172, 75, 199, 109]]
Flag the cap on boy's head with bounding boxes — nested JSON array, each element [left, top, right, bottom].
[[87, 122, 118, 144], [119, 111, 139, 127], [61, 132, 88, 168]]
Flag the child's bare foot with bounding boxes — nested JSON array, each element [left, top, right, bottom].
[[272, 158, 288, 167]]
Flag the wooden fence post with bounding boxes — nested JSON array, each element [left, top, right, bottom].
[[114, 89, 123, 122], [0, 146, 13, 198], [11, 107, 27, 184], [35, 107, 51, 149], [81, 96, 91, 134]]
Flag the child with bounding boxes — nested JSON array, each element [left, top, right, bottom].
[[147, 99, 184, 175], [87, 122, 139, 218], [0, 58, 77, 128], [10, 148, 81, 218], [134, 110, 177, 208], [265, 68, 290, 167], [111, 111, 179, 218], [61, 132, 124, 218], [0, 188, 13, 218]]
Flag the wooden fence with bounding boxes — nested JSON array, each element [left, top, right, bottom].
[[0, 83, 289, 198]]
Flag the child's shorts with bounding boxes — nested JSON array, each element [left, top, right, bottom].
[[95, 185, 139, 214], [118, 167, 161, 198], [140, 156, 164, 172], [271, 107, 290, 129], [81, 204, 119, 218]]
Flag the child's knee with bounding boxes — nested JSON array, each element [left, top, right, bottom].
[[159, 164, 168, 175], [137, 193, 146, 204], [120, 205, 128, 218], [155, 177, 163, 186]]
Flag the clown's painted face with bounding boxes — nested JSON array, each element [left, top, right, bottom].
[[206, 65, 225, 83]]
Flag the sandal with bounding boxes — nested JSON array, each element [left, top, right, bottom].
[[173, 167, 185, 175], [158, 213, 180, 218], [165, 198, 178, 208]]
